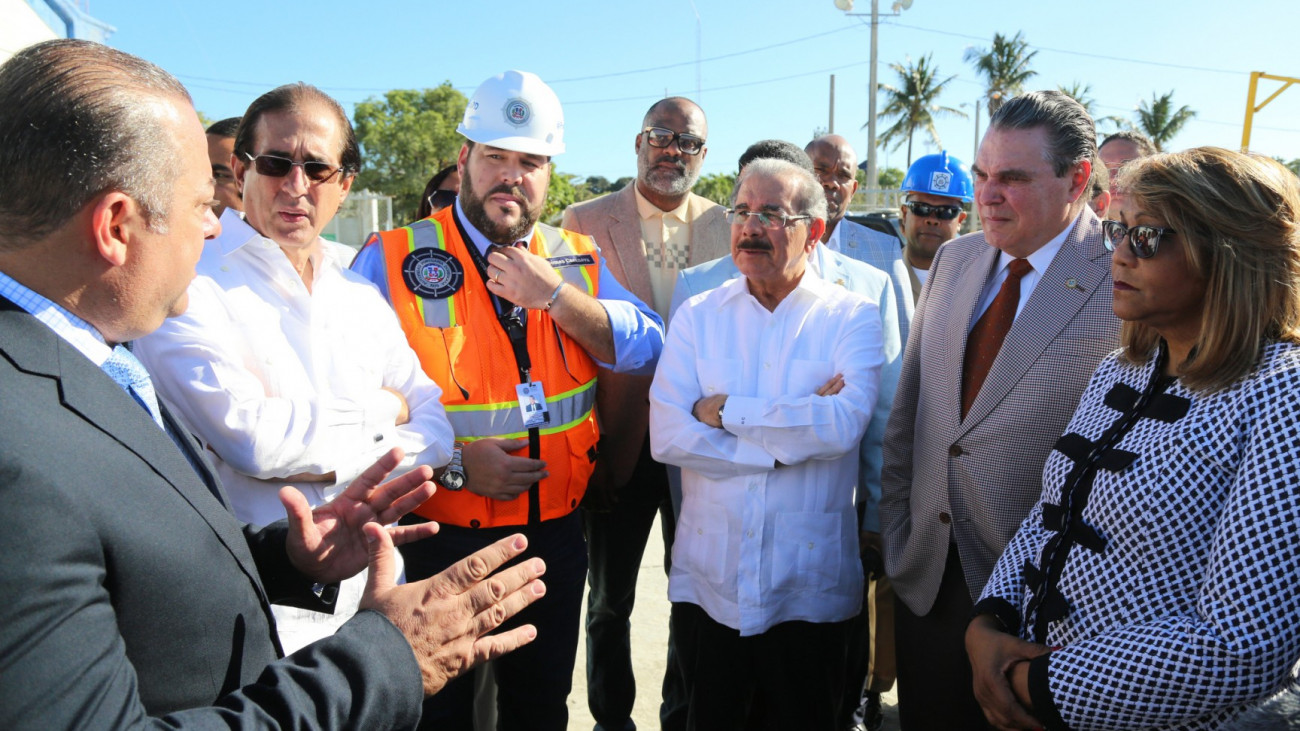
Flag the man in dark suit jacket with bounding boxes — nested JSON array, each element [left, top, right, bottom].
[[880, 91, 1121, 729], [0, 39, 545, 729], [561, 97, 729, 731]]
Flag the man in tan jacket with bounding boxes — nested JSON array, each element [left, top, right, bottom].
[[561, 96, 728, 731]]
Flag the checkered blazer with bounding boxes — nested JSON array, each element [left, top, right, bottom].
[[880, 208, 1121, 614], [562, 184, 730, 491]]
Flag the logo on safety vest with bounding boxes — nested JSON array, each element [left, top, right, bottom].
[[503, 98, 531, 127], [402, 248, 464, 299], [929, 171, 952, 193]]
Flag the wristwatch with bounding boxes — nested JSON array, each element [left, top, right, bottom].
[[439, 446, 466, 491]]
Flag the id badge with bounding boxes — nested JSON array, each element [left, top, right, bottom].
[[517, 381, 549, 428]]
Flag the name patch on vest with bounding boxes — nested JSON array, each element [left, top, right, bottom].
[[546, 254, 596, 268], [402, 248, 464, 299]]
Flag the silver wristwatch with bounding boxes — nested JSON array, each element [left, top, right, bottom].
[[439, 446, 466, 491]]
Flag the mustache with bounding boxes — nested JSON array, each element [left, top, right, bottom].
[[652, 155, 686, 172], [486, 183, 528, 202], [737, 240, 773, 252]]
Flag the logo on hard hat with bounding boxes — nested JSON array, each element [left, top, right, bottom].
[[503, 99, 531, 127], [929, 171, 952, 193]]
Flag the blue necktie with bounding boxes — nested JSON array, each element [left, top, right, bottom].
[[102, 344, 165, 429]]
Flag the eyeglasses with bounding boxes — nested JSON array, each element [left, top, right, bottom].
[[244, 152, 345, 183], [1101, 219, 1176, 259], [725, 208, 811, 229], [642, 127, 706, 156], [903, 200, 963, 221], [426, 189, 458, 213]]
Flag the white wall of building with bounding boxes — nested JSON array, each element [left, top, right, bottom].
[[0, 0, 59, 65]]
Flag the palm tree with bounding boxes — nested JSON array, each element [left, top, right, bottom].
[[872, 54, 967, 167], [1135, 91, 1196, 151], [964, 31, 1038, 116], [1058, 81, 1127, 131]]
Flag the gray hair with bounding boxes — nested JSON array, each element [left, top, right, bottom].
[[0, 39, 191, 247], [733, 157, 828, 221], [989, 90, 1096, 177]]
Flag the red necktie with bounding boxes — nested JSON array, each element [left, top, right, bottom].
[[962, 258, 1032, 418]]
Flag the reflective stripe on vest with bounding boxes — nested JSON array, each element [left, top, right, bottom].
[[445, 378, 596, 440], [399, 219, 596, 330]]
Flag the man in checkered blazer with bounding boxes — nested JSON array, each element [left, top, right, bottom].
[[879, 90, 1121, 729]]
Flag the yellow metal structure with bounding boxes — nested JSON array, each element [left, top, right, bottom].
[[1242, 72, 1300, 151]]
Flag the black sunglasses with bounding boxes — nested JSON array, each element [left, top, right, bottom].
[[1101, 220, 1176, 259], [642, 127, 706, 156], [903, 200, 963, 221], [426, 189, 458, 213], [244, 152, 345, 183]]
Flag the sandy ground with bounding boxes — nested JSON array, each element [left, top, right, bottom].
[[565, 514, 900, 731]]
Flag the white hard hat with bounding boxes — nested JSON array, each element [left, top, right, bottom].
[[458, 70, 565, 156]]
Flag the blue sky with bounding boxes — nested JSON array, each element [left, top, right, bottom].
[[94, 0, 1300, 182]]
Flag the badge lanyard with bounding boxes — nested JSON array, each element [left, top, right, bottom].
[[451, 210, 544, 524]]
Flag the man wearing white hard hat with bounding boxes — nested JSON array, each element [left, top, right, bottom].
[[353, 70, 665, 730]]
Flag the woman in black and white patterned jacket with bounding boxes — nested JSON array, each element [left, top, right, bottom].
[[965, 147, 1300, 731]]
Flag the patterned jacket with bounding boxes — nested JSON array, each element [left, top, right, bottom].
[[977, 343, 1300, 730]]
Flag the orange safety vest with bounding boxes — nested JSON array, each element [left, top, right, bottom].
[[366, 206, 601, 528]]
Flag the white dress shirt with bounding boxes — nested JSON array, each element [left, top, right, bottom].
[[650, 267, 883, 636], [971, 217, 1074, 325], [136, 211, 453, 652]]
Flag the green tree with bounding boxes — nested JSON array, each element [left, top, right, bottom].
[[877, 166, 905, 189], [1276, 157, 1300, 178], [583, 175, 613, 196], [543, 167, 598, 224], [692, 173, 737, 206], [874, 54, 966, 167], [1135, 91, 1196, 152], [353, 84, 468, 223], [964, 31, 1038, 116], [1058, 81, 1126, 132]]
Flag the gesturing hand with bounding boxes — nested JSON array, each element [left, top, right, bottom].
[[361, 525, 547, 696], [281, 447, 439, 584]]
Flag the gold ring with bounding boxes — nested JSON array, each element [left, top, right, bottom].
[[492, 270, 500, 283]]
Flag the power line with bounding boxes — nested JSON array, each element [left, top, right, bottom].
[[888, 20, 1250, 77], [171, 25, 862, 97], [564, 60, 868, 105]]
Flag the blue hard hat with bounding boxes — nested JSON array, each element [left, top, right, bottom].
[[901, 151, 974, 203]]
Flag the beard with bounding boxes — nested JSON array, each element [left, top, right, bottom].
[[459, 163, 542, 244], [637, 152, 700, 198]]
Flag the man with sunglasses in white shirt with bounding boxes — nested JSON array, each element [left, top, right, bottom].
[[561, 96, 729, 731], [136, 82, 454, 654], [898, 151, 972, 303]]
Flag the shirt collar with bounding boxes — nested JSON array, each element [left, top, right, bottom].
[[633, 183, 691, 223], [824, 222, 842, 251], [214, 208, 342, 268], [716, 255, 831, 307], [994, 213, 1077, 275], [0, 269, 112, 364], [455, 198, 536, 256]]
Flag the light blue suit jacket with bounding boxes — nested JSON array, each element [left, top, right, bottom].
[[833, 219, 913, 345], [665, 246, 903, 531]]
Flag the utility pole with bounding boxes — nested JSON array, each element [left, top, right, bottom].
[[829, 74, 836, 134], [865, 0, 880, 201], [834, 0, 911, 206]]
